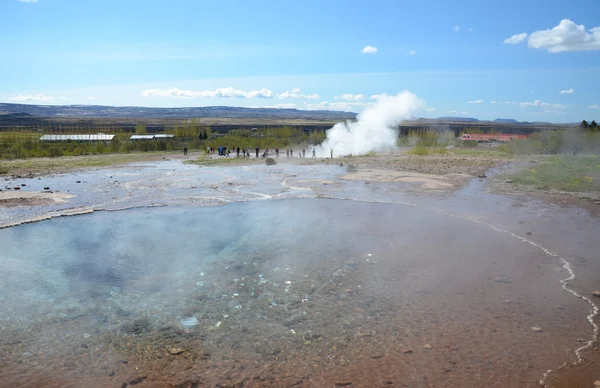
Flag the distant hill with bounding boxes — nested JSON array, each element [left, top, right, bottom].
[[436, 116, 480, 122], [0, 103, 356, 121], [494, 118, 518, 123]]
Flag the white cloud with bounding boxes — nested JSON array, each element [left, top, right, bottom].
[[407, 50, 416, 55], [277, 88, 319, 100], [334, 93, 365, 101], [369, 94, 380, 100], [461, 111, 469, 115], [306, 101, 367, 112], [518, 100, 568, 109], [528, 19, 600, 53], [468, 28, 473, 32], [587, 105, 600, 109], [503, 33, 528, 44], [501, 101, 517, 105], [18, 0, 38, 3], [466, 99, 484, 104], [423, 107, 436, 112], [559, 88, 574, 94], [9, 94, 54, 102], [87, 96, 96, 100], [361, 45, 378, 54], [448, 110, 457, 114], [491, 101, 497, 104], [452, 26, 460, 32], [140, 87, 274, 99]]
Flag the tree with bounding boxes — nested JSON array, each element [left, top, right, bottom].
[[135, 124, 147, 134], [581, 120, 589, 129], [591, 120, 598, 129]]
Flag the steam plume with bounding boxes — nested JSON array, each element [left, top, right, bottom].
[[317, 91, 424, 157]]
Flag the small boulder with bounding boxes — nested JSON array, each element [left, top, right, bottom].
[[532, 326, 543, 333], [592, 291, 600, 298], [265, 158, 276, 166], [423, 344, 433, 349]]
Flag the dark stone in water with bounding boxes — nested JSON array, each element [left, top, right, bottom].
[[120, 317, 151, 334], [265, 158, 276, 165], [493, 276, 512, 284], [129, 376, 146, 385], [174, 379, 202, 388], [283, 313, 307, 326]]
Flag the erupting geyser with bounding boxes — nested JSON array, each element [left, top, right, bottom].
[[317, 90, 424, 157]]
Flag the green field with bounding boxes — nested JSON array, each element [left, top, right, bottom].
[[503, 155, 600, 193]]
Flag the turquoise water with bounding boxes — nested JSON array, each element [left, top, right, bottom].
[[0, 198, 592, 387]]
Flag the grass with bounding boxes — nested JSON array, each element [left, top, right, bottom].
[[407, 146, 448, 156], [0, 151, 179, 176], [503, 155, 600, 193], [451, 149, 503, 156], [408, 145, 429, 156]]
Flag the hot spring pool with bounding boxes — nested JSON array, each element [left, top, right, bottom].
[[0, 199, 590, 387]]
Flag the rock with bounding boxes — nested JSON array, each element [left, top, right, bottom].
[[478, 174, 487, 179], [592, 291, 600, 298], [169, 347, 185, 355], [21, 184, 26, 186], [423, 344, 433, 349], [44, 187, 50, 190], [493, 276, 512, 284], [108, 371, 115, 377], [13, 186, 20, 190], [532, 326, 543, 332], [265, 158, 276, 165], [76, 181, 81, 183], [129, 376, 146, 385], [371, 354, 384, 359], [334, 382, 353, 387], [526, 231, 532, 235], [283, 313, 307, 326], [594, 381, 600, 387], [504, 179, 513, 183], [401, 349, 413, 354]]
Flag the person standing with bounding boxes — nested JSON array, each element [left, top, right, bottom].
[[330, 149, 333, 158], [255, 146, 260, 158], [286, 149, 290, 158], [312, 149, 316, 158], [302, 149, 306, 158], [275, 148, 279, 158], [236, 147, 240, 157], [290, 149, 294, 157]]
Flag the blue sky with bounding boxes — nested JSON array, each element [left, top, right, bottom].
[[1, 0, 599, 122]]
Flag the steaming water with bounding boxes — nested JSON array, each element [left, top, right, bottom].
[[317, 91, 424, 157], [0, 198, 594, 387]]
